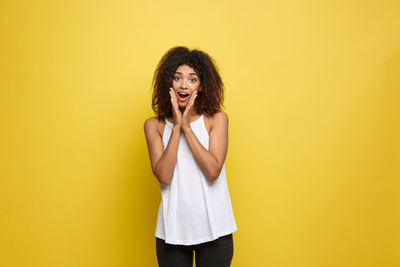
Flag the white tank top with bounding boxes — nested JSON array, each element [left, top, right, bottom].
[[155, 114, 238, 245]]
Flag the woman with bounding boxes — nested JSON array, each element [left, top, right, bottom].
[[144, 46, 237, 267]]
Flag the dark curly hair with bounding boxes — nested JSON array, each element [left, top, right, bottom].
[[151, 46, 224, 120]]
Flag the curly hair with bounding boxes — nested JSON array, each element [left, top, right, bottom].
[[151, 46, 224, 120]]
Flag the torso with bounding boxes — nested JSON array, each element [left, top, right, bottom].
[[153, 110, 237, 244]]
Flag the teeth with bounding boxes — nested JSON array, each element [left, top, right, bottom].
[[178, 93, 189, 96]]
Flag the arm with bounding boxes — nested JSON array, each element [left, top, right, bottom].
[[143, 88, 185, 185], [182, 111, 228, 182], [144, 118, 180, 185]]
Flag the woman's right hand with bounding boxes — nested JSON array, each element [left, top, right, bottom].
[[169, 87, 182, 127]]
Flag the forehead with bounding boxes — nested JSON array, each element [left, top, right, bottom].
[[175, 64, 198, 76]]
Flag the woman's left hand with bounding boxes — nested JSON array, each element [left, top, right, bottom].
[[181, 91, 198, 131]]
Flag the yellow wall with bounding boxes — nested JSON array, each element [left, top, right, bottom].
[[1, 0, 399, 266]]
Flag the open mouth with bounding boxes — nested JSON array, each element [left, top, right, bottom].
[[177, 92, 189, 102]]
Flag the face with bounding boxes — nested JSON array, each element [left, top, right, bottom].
[[172, 64, 201, 109]]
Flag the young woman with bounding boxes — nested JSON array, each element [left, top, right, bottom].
[[144, 46, 237, 267]]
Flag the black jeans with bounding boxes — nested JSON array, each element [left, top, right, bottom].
[[156, 234, 234, 267]]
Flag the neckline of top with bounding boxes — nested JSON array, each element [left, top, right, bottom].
[[165, 114, 204, 126]]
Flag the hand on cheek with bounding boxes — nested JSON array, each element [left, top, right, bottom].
[[182, 91, 198, 131], [169, 87, 182, 127]]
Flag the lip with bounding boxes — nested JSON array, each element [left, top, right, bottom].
[[176, 91, 190, 102], [177, 90, 190, 95], [177, 92, 190, 102]]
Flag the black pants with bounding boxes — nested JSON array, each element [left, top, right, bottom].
[[156, 234, 234, 267]]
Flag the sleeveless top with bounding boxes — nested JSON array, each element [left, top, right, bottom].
[[155, 114, 238, 245]]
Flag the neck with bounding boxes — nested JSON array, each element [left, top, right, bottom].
[[179, 107, 200, 117]]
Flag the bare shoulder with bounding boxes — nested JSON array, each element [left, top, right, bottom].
[[210, 110, 228, 125], [205, 110, 228, 133], [144, 116, 157, 130], [144, 116, 164, 137], [213, 110, 228, 121]]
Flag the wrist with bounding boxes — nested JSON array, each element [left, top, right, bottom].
[[181, 125, 192, 133], [172, 124, 181, 132]]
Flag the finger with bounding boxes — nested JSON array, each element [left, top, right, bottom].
[[185, 99, 197, 116], [169, 92, 175, 105], [169, 88, 177, 102], [189, 92, 198, 106]]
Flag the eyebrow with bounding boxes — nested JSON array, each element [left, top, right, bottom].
[[174, 72, 198, 76]]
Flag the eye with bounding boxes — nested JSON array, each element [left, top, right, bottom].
[[174, 76, 181, 81], [190, 78, 197, 82]]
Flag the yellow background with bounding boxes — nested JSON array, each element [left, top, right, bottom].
[[1, 0, 399, 266]]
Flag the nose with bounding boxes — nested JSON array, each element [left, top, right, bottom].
[[180, 77, 188, 88]]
